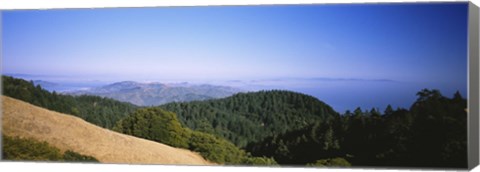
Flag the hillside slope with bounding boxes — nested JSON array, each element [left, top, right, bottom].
[[2, 96, 211, 165]]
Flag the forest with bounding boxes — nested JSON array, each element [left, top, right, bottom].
[[161, 88, 467, 168], [1, 76, 468, 168], [160, 90, 337, 148], [247, 89, 467, 168]]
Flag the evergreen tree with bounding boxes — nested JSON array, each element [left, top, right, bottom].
[[384, 104, 394, 115]]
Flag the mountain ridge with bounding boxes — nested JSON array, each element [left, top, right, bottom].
[[66, 81, 242, 106]]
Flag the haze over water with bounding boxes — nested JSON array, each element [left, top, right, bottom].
[[3, 3, 468, 113]]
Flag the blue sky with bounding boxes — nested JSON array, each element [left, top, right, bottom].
[[2, 3, 469, 112]]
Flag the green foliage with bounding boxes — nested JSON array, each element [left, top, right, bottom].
[[188, 130, 278, 165], [247, 89, 467, 168], [113, 107, 277, 165], [63, 150, 99, 162], [113, 108, 190, 149], [187, 129, 278, 165], [243, 156, 278, 166], [2, 134, 98, 162], [188, 131, 245, 164], [2, 76, 138, 128], [2, 134, 62, 161], [307, 157, 351, 167], [405, 89, 467, 168], [246, 118, 344, 165], [161, 90, 338, 147]]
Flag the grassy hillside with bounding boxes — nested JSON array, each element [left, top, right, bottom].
[[160, 90, 338, 147], [2, 75, 138, 128], [2, 96, 211, 165]]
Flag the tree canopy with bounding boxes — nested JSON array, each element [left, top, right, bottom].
[[246, 89, 467, 168], [160, 90, 338, 147]]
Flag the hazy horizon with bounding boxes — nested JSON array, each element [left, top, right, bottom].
[[4, 72, 466, 113], [2, 3, 469, 112]]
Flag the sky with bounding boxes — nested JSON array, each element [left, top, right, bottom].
[[1, 3, 469, 112]]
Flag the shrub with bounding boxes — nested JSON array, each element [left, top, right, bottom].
[[2, 134, 99, 162], [307, 157, 351, 167]]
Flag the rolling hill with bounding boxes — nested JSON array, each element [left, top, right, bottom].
[[160, 90, 338, 147], [2, 95, 212, 165], [67, 81, 242, 106]]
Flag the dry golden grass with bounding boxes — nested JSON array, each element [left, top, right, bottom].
[[1, 96, 212, 165]]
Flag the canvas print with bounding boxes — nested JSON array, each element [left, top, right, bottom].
[[1, 2, 469, 169]]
